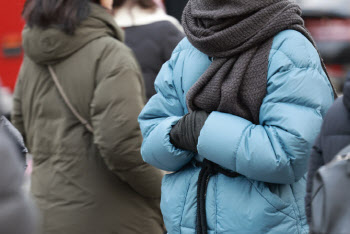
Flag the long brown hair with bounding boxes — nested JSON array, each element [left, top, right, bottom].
[[23, 0, 101, 34], [113, 0, 156, 9]]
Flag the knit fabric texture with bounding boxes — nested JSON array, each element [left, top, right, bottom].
[[183, 0, 332, 124]]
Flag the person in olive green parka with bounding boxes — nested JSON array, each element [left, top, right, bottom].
[[12, 1, 164, 233]]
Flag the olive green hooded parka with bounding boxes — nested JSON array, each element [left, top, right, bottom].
[[12, 3, 163, 234]]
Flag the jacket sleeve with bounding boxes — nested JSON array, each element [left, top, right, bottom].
[[197, 33, 334, 184], [91, 46, 163, 199], [0, 116, 27, 168], [305, 135, 324, 224], [138, 50, 194, 172]]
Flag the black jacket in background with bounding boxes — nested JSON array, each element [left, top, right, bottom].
[[165, 0, 189, 22], [305, 77, 350, 224], [124, 21, 184, 100]]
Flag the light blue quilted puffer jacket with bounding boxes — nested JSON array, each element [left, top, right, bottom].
[[138, 30, 334, 234]]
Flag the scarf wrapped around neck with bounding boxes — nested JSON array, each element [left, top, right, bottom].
[[183, 0, 334, 124]]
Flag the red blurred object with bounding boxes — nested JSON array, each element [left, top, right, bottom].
[[326, 64, 347, 78], [305, 18, 350, 42], [0, 0, 26, 92]]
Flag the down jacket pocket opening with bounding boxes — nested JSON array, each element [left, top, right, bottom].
[[248, 179, 296, 220]]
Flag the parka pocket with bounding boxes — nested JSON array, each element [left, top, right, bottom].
[[248, 179, 293, 213]]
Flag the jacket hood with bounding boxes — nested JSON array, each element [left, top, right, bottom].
[[343, 75, 350, 110], [22, 3, 124, 65]]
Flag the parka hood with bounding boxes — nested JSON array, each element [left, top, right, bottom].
[[22, 3, 124, 65], [343, 75, 350, 110]]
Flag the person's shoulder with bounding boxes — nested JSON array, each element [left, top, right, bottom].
[[270, 29, 321, 70], [323, 96, 348, 126], [151, 20, 179, 30], [164, 37, 211, 80], [95, 36, 130, 54], [147, 21, 184, 40], [172, 37, 199, 55], [166, 37, 210, 70], [319, 95, 350, 140], [94, 36, 138, 69]]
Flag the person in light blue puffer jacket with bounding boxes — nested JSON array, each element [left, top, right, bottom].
[[139, 1, 334, 233]]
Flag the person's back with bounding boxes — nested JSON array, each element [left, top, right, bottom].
[[305, 75, 350, 224], [12, 1, 164, 233], [114, 0, 184, 100]]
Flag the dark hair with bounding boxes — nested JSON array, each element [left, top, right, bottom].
[[113, 0, 156, 9], [23, 0, 101, 34]]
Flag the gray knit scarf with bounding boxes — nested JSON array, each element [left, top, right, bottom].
[[183, 0, 333, 124]]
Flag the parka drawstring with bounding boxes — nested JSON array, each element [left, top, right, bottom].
[[196, 159, 240, 234]]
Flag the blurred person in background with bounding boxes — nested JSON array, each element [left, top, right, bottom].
[[113, 0, 184, 101], [305, 74, 350, 225], [12, 0, 164, 233], [0, 131, 37, 234], [0, 115, 28, 168], [0, 86, 37, 234], [0, 80, 28, 168], [139, 0, 335, 233]]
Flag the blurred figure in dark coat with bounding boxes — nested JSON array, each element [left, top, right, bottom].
[[114, 0, 184, 100], [0, 86, 37, 234], [305, 75, 350, 224], [0, 116, 28, 167]]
